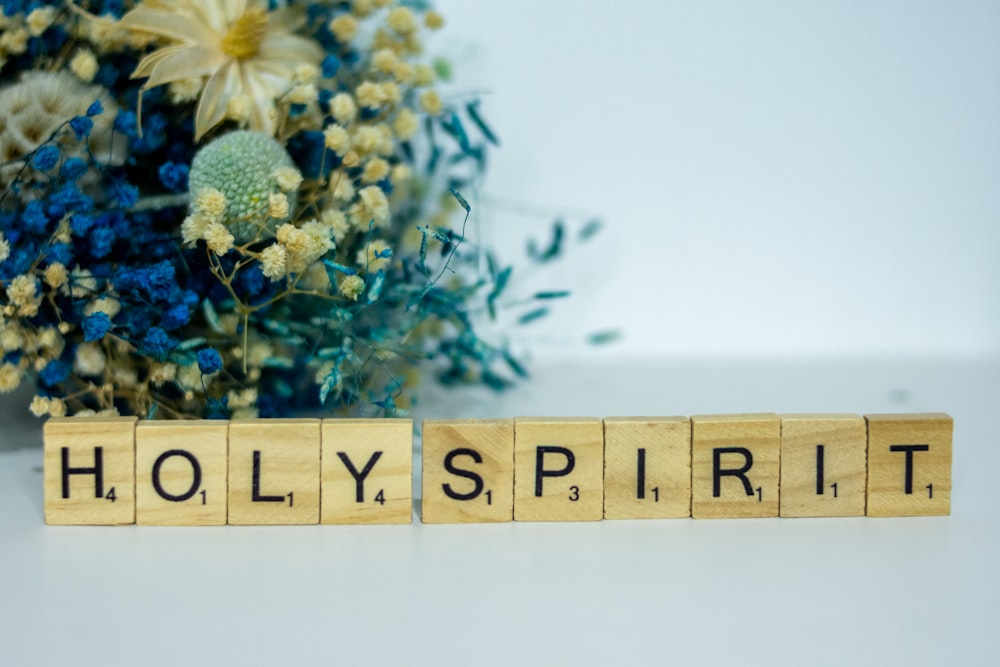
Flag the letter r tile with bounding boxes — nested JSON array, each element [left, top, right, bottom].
[[691, 413, 779, 519]]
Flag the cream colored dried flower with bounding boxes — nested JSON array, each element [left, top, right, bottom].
[[321, 209, 351, 243], [149, 362, 178, 387], [329, 14, 358, 42], [0, 327, 22, 353], [268, 192, 289, 219], [386, 7, 417, 34], [273, 166, 303, 193], [181, 214, 210, 246], [358, 185, 390, 225], [48, 398, 67, 418], [43, 263, 68, 289], [194, 187, 228, 222], [339, 274, 365, 301], [361, 157, 389, 184], [169, 77, 203, 104], [30, 396, 51, 417], [329, 92, 357, 124], [6, 275, 37, 309], [70, 49, 99, 83], [323, 125, 350, 154], [83, 298, 122, 322], [74, 342, 106, 377], [419, 90, 443, 116], [289, 83, 317, 104], [121, 0, 324, 140], [260, 243, 288, 280], [204, 221, 235, 255], [26, 7, 56, 36]]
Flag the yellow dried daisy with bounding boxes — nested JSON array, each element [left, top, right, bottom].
[[120, 0, 324, 141]]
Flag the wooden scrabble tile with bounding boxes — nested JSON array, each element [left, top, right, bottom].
[[691, 413, 780, 518], [421, 419, 514, 523], [44, 417, 138, 525], [321, 419, 412, 524], [513, 417, 604, 522], [603, 417, 691, 519], [136, 421, 228, 526], [228, 419, 320, 525], [779, 414, 866, 517], [865, 413, 952, 517]]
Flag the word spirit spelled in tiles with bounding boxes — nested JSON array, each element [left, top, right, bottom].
[[42, 413, 954, 526]]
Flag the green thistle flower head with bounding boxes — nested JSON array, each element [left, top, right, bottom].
[[188, 130, 297, 243]]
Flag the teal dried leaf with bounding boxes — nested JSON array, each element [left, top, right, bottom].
[[578, 219, 602, 241], [503, 348, 528, 378], [260, 357, 294, 369], [146, 403, 158, 420], [486, 251, 498, 280], [481, 370, 510, 391], [534, 290, 570, 300], [487, 266, 512, 320], [427, 145, 442, 173], [518, 307, 549, 325], [260, 319, 291, 336], [537, 221, 564, 262], [175, 337, 208, 351], [587, 330, 622, 345], [440, 112, 472, 154], [416, 225, 452, 244], [202, 300, 224, 334], [449, 188, 471, 213], [322, 259, 357, 276], [416, 228, 430, 276], [319, 367, 341, 405], [466, 100, 499, 146], [366, 270, 385, 303]]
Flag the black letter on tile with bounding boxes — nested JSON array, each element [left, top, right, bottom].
[[637, 448, 647, 499], [252, 450, 285, 502], [338, 451, 383, 502], [816, 444, 825, 495], [61, 446, 103, 499], [713, 447, 754, 497], [151, 449, 202, 502], [535, 446, 575, 497], [889, 444, 930, 494], [442, 448, 484, 501]]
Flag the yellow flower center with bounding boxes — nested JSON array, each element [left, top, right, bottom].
[[221, 7, 269, 60]]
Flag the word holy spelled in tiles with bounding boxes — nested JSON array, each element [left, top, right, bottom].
[[43, 413, 953, 525]]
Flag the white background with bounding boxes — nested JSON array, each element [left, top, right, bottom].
[[2, 3, 999, 666], [433, 0, 1000, 358]]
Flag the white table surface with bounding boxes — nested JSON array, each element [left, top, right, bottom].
[[1, 357, 997, 666]]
